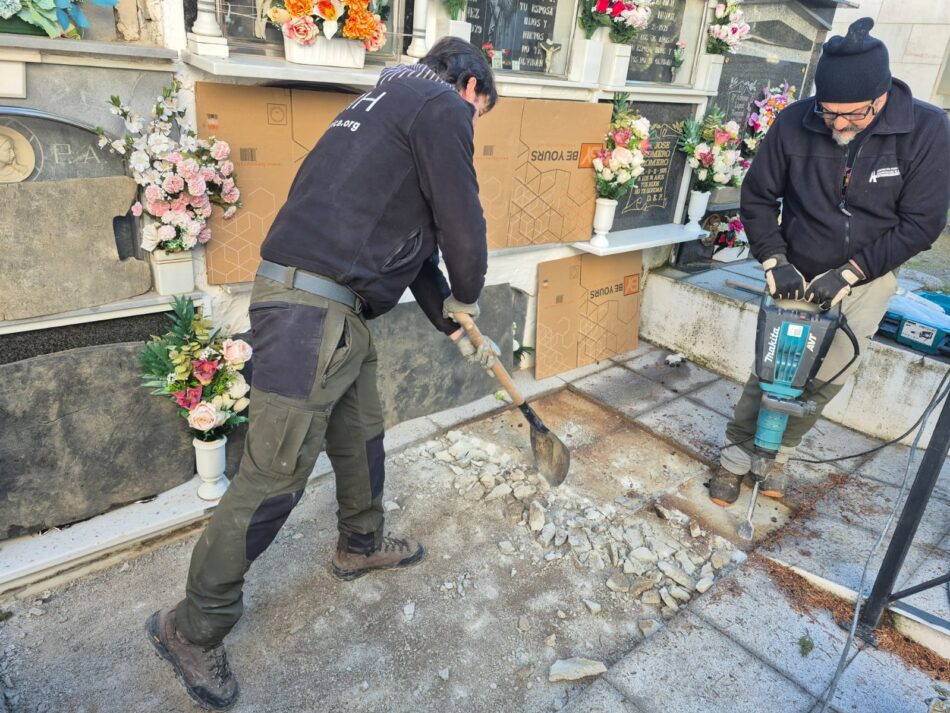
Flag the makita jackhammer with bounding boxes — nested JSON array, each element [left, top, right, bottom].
[[738, 295, 860, 539]]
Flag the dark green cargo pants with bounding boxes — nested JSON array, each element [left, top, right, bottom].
[[175, 275, 386, 646]]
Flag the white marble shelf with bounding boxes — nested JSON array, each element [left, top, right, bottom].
[[573, 222, 707, 256], [0, 35, 177, 61], [183, 51, 383, 87]]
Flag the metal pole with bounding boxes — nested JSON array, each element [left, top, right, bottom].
[[859, 390, 950, 631]]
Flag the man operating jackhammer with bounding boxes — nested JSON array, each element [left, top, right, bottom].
[[146, 37, 501, 710], [709, 17, 950, 507]]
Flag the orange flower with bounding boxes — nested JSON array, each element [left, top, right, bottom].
[[347, 0, 370, 9], [285, 0, 313, 17], [342, 6, 376, 38], [316, 0, 339, 20]]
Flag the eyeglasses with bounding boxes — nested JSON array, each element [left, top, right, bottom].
[[813, 101, 877, 122]]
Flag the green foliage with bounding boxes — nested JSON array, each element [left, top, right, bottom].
[[798, 633, 814, 657], [442, 0, 465, 21]]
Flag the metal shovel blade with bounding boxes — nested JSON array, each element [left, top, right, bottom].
[[521, 403, 570, 486], [737, 481, 759, 541]]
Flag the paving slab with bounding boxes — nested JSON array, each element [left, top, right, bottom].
[[762, 514, 936, 595], [554, 360, 616, 384], [663, 475, 793, 545], [718, 260, 765, 281], [621, 348, 720, 395], [560, 679, 643, 713], [857, 445, 950, 501], [384, 414, 442, 453], [686, 378, 744, 418], [811, 476, 949, 550], [427, 393, 509, 428], [635, 398, 726, 464], [606, 611, 817, 713], [820, 644, 949, 713], [690, 564, 861, 699], [897, 545, 950, 623], [511, 370, 566, 401], [572, 366, 679, 419], [610, 342, 663, 365], [795, 420, 882, 474]]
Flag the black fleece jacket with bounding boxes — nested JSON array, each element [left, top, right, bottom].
[[260, 65, 488, 334], [741, 78, 950, 282]]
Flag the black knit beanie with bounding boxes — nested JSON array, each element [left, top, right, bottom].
[[815, 17, 891, 103]]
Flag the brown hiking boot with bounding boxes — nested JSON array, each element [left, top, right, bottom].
[[331, 535, 425, 581], [146, 608, 239, 711], [709, 467, 744, 507]]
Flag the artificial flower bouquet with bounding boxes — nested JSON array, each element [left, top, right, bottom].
[[676, 108, 748, 193], [579, 0, 652, 44], [95, 80, 241, 254], [141, 297, 252, 442], [0, 0, 117, 38], [742, 81, 796, 157], [706, 0, 749, 55], [712, 216, 747, 250], [267, 0, 388, 52], [671, 39, 686, 69], [593, 99, 651, 200]]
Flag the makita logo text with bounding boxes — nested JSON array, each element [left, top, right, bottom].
[[869, 166, 900, 183], [807, 334, 817, 352], [764, 327, 780, 364]]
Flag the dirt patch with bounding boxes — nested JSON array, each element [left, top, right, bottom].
[[757, 557, 950, 681], [758, 473, 849, 550]]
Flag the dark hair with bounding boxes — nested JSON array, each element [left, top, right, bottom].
[[419, 37, 498, 111]]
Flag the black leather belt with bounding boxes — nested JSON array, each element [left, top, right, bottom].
[[257, 260, 362, 313]]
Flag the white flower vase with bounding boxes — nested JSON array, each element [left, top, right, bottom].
[[599, 42, 632, 88], [150, 249, 195, 295], [591, 198, 618, 248], [700, 53, 725, 92], [283, 36, 366, 68], [194, 436, 229, 501], [437, 18, 472, 42], [568, 26, 605, 83], [684, 190, 711, 231]]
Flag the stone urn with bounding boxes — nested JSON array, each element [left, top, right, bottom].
[[591, 197, 618, 248]]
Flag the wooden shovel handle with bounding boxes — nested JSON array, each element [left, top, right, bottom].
[[451, 312, 526, 408]]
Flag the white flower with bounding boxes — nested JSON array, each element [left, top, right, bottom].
[[129, 150, 151, 174], [147, 132, 175, 156], [713, 171, 728, 184], [612, 146, 634, 166], [633, 117, 651, 136], [180, 134, 198, 153], [97, 135, 109, 149], [608, 159, 621, 172], [616, 169, 631, 184], [688, 157, 699, 169], [124, 115, 144, 134], [141, 222, 161, 252], [697, 168, 708, 180], [111, 140, 127, 155], [601, 168, 614, 181], [632, 165, 644, 177], [592, 157, 604, 172], [228, 372, 250, 399]]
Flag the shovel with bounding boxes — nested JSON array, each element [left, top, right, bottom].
[[451, 312, 571, 486], [737, 481, 759, 541]]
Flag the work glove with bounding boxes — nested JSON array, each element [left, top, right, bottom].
[[762, 255, 806, 300], [443, 295, 480, 321], [804, 261, 864, 311], [453, 332, 501, 372]]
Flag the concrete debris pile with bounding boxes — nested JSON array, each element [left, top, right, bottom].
[[400, 431, 739, 619]]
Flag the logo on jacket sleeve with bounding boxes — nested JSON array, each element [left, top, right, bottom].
[[869, 166, 900, 183]]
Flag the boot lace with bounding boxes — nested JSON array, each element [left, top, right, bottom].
[[203, 645, 233, 685], [379, 535, 411, 554]]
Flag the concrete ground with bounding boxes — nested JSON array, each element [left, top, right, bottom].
[[0, 343, 948, 713], [904, 232, 950, 293]]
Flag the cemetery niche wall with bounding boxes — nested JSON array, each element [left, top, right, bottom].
[[466, 0, 575, 74]]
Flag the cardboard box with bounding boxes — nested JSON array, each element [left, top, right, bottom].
[[474, 99, 611, 250], [195, 83, 356, 284], [535, 252, 642, 379]]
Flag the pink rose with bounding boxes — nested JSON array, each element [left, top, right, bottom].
[[186, 220, 203, 237], [147, 201, 169, 218], [200, 204, 213, 218], [187, 177, 207, 196], [166, 151, 183, 165], [221, 178, 235, 193], [180, 159, 199, 180], [219, 160, 234, 177], [222, 338, 252, 367], [198, 228, 212, 244], [211, 141, 231, 161], [223, 188, 240, 204], [144, 184, 162, 203], [200, 166, 216, 182], [193, 358, 220, 385], [173, 386, 203, 410], [283, 16, 319, 46], [131, 202, 143, 217], [163, 174, 185, 194], [171, 195, 190, 213], [187, 402, 219, 432], [182, 233, 198, 249], [158, 225, 176, 241], [223, 206, 237, 219]]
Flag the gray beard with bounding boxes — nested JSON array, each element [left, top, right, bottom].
[[833, 131, 855, 147]]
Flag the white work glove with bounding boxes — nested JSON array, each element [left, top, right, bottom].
[[453, 332, 500, 372], [443, 295, 480, 321]]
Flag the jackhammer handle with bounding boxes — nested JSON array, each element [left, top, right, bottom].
[[451, 312, 526, 408]]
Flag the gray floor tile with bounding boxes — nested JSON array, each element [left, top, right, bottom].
[[560, 679, 643, 713], [606, 611, 817, 713], [796, 419, 884, 474], [572, 366, 679, 419], [857, 446, 950, 501], [682, 269, 759, 304], [635, 399, 726, 464], [894, 548, 950, 624], [611, 341, 663, 364], [719, 260, 765, 281], [555, 360, 616, 384], [690, 565, 861, 699], [687, 379, 744, 418], [622, 349, 720, 395]]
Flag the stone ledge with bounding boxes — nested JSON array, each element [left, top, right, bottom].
[[0, 35, 177, 62]]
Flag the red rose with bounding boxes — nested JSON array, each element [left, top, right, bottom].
[[595, 0, 610, 13], [610, 2, 624, 16], [193, 359, 220, 386]]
